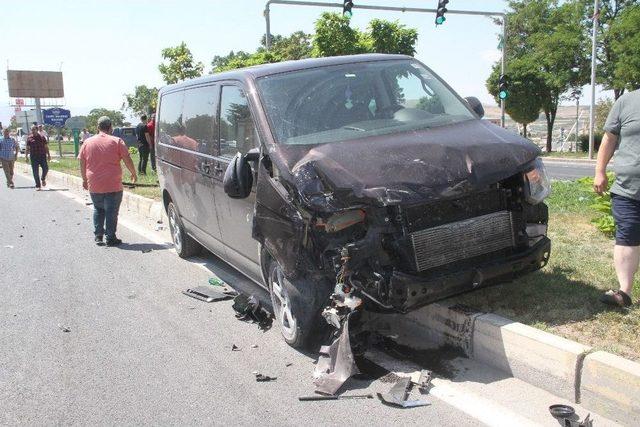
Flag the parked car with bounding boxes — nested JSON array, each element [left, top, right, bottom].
[[14, 129, 27, 153], [156, 54, 551, 348], [112, 127, 137, 148]]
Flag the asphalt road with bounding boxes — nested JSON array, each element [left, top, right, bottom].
[[542, 159, 597, 180], [0, 173, 616, 426]]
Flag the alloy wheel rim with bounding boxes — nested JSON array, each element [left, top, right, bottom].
[[271, 268, 297, 340], [169, 207, 182, 252]]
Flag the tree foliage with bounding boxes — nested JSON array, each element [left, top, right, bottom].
[[487, 60, 545, 138], [366, 19, 418, 56], [609, 4, 640, 91], [85, 109, 124, 133], [124, 85, 159, 116], [158, 42, 204, 84], [495, 0, 590, 151]]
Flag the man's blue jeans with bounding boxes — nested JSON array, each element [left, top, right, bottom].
[[30, 155, 48, 188], [90, 191, 123, 240]]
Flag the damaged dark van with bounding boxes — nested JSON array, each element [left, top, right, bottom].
[[156, 54, 551, 349]]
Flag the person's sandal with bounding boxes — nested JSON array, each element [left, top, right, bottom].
[[600, 290, 632, 307]]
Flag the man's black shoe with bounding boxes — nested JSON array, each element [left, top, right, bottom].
[[95, 235, 105, 246], [106, 238, 122, 247]]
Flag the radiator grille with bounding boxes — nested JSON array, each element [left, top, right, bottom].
[[410, 211, 515, 272]]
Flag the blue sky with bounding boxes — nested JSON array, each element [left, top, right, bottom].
[[1, 0, 603, 125]]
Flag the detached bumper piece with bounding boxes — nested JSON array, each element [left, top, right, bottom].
[[389, 238, 551, 312]]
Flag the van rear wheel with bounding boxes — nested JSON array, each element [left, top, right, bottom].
[[167, 202, 201, 258]]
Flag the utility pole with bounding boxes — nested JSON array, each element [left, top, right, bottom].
[[263, 1, 507, 127], [588, 0, 599, 160]]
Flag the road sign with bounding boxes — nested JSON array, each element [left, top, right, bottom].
[[65, 116, 86, 130], [43, 108, 71, 128]]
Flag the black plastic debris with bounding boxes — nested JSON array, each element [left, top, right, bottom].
[[254, 373, 277, 382], [549, 405, 593, 427], [232, 293, 273, 331], [285, 362, 293, 367], [59, 326, 71, 333], [141, 248, 152, 253], [182, 286, 233, 303], [232, 344, 241, 351], [378, 377, 429, 408]]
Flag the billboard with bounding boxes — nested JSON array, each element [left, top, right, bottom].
[[7, 70, 64, 98]]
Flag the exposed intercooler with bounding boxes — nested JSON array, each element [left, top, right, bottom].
[[410, 210, 515, 272]]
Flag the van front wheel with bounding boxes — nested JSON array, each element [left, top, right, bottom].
[[167, 202, 201, 258]]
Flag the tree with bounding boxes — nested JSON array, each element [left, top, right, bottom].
[[487, 60, 545, 138], [494, 0, 590, 151], [312, 12, 369, 57], [211, 51, 252, 73], [367, 19, 418, 56], [124, 85, 159, 116], [85, 109, 124, 133], [158, 42, 204, 84], [579, 0, 639, 99], [609, 4, 640, 91], [595, 98, 614, 133], [261, 31, 313, 60]]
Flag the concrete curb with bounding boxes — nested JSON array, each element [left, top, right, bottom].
[[14, 163, 164, 223], [542, 156, 597, 165], [389, 303, 640, 425]]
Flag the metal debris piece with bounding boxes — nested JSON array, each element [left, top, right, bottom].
[[313, 312, 360, 395], [414, 369, 433, 392], [59, 326, 71, 333], [299, 394, 374, 401], [232, 344, 241, 351], [255, 373, 277, 382], [251, 344, 258, 349], [285, 362, 293, 367], [182, 286, 233, 303], [378, 377, 429, 408]]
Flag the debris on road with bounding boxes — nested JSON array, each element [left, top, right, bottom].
[[4, 245, 14, 249], [182, 286, 233, 303], [377, 377, 429, 408], [298, 394, 374, 401], [254, 373, 277, 382], [285, 362, 293, 367], [413, 369, 433, 393], [231, 344, 241, 351], [251, 344, 258, 349], [232, 293, 273, 331], [59, 326, 71, 333], [549, 404, 593, 427], [208, 276, 226, 287], [141, 248, 152, 253]]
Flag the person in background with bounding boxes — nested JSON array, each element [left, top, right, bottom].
[[136, 114, 150, 175], [0, 128, 19, 188], [594, 89, 640, 307], [146, 113, 156, 172], [25, 125, 51, 190], [81, 128, 91, 144], [79, 116, 137, 247], [37, 124, 49, 142]]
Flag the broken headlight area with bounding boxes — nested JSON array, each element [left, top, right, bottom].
[[524, 158, 551, 205]]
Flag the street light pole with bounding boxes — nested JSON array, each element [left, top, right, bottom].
[[501, 17, 507, 128], [588, 0, 599, 160]]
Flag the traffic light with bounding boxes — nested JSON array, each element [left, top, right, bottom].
[[435, 0, 449, 25], [499, 74, 510, 100], [343, 0, 354, 18]]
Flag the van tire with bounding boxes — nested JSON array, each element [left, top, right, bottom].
[[267, 258, 330, 349], [167, 202, 201, 258]]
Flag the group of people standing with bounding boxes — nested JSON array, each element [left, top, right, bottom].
[[0, 124, 51, 190]]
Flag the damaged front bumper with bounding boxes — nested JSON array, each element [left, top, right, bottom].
[[387, 237, 551, 313]]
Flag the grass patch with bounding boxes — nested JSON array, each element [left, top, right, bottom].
[[447, 179, 640, 361], [46, 152, 161, 200]]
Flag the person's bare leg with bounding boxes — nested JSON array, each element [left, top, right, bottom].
[[614, 245, 640, 297]]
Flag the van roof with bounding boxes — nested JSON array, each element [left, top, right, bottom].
[[159, 53, 411, 93]]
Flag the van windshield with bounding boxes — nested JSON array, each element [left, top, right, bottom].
[[256, 59, 475, 146]]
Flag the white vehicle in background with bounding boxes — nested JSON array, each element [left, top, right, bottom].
[[14, 129, 28, 153]]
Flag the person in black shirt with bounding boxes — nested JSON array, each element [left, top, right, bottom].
[[136, 115, 150, 175]]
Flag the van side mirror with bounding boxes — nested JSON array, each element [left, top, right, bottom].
[[465, 96, 485, 119], [223, 152, 254, 199]]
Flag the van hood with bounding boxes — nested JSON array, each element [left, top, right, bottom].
[[267, 119, 541, 211]]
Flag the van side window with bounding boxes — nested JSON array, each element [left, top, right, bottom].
[[219, 86, 258, 159], [158, 90, 184, 145], [182, 85, 218, 155]]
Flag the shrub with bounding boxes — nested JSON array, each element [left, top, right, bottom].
[[128, 146, 138, 155], [576, 172, 616, 236], [579, 133, 603, 152]]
